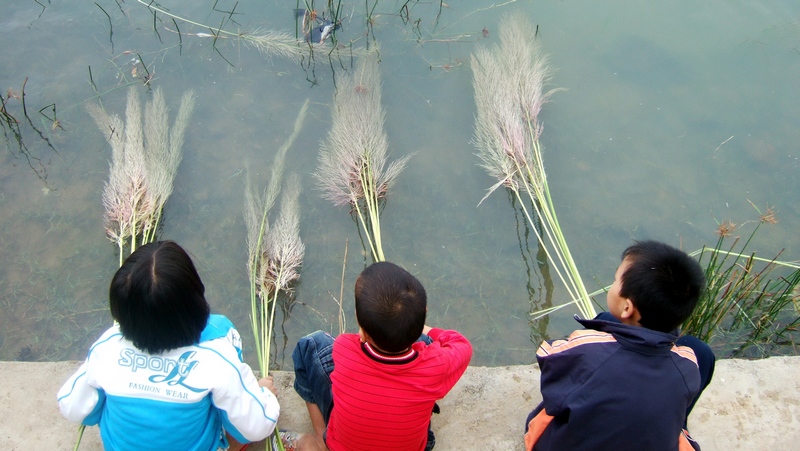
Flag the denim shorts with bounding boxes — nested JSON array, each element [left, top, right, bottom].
[[292, 330, 336, 423], [291, 330, 436, 450]]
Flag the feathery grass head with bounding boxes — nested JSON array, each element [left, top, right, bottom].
[[472, 14, 556, 202], [242, 28, 309, 61], [142, 88, 196, 236], [315, 54, 411, 207], [314, 53, 409, 261], [87, 90, 147, 247], [244, 100, 308, 280], [89, 86, 195, 261], [263, 173, 305, 295]]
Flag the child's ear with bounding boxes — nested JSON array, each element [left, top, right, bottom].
[[619, 298, 642, 325]]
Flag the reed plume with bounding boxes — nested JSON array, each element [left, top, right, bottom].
[[244, 100, 308, 451], [315, 54, 411, 262], [88, 87, 195, 266], [472, 14, 596, 319], [142, 88, 196, 243], [245, 99, 309, 377]]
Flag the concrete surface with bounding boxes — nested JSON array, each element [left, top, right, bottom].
[[3, 357, 800, 449]]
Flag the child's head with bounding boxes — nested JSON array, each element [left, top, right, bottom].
[[354, 261, 427, 353], [109, 241, 210, 354], [607, 240, 705, 333]]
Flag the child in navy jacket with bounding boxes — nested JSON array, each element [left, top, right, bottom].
[[525, 240, 715, 451]]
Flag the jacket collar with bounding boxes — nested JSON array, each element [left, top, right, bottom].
[[575, 315, 678, 354]]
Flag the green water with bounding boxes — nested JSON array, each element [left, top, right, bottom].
[[1, 0, 798, 367]]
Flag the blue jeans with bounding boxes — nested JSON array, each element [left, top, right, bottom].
[[292, 331, 336, 425], [292, 331, 436, 450]]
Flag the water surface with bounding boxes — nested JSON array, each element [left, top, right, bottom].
[[1, 0, 798, 367]]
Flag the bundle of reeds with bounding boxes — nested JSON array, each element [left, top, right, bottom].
[[245, 99, 309, 378], [87, 87, 195, 266], [471, 14, 596, 319], [244, 100, 308, 451], [315, 54, 411, 262]]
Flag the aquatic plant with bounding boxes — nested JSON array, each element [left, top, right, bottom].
[[683, 206, 800, 358], [87, 87, 195, 266], [315, 54, 411, 262], [471, 14, 596, 319]]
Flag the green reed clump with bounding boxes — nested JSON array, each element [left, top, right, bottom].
[[683, 208, 800, 358]]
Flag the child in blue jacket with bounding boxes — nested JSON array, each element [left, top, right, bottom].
[[57, 241, 280, 450], [525, 240, 715, 451]]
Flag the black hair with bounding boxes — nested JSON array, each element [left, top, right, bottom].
[[354, 261, 427, 353], [109, 241, 210, 354], [619, 240, 705, 333]]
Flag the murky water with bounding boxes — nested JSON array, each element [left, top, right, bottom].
[[1, 0, 798, 367]]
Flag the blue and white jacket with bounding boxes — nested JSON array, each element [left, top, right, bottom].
[[525, 316, 701, 451], [57, 314, 279, 450]]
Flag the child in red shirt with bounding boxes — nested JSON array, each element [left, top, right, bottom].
[[292, 261, 472, 450]]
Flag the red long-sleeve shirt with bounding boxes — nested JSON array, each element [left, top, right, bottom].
[[327, 328, 472, 451]]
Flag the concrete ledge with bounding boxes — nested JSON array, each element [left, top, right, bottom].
[[4, 357, 800, 449]]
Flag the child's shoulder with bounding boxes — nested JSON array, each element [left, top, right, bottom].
[[333, 332, 360, 347], [199, 314, 235, 342], [537, 328, 617, 357], [91, 324, 124, 347]]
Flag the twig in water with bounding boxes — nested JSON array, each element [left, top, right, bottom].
[[714, 135, 734, 153], [95, 2, 114, 53]]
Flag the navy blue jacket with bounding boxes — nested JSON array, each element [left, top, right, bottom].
[[525, 316, 700, 451]]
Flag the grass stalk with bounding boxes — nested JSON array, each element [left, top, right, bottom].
[[246, 100, 309, 375]]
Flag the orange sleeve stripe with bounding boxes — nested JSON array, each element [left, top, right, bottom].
[[679, 429, 698, 451], [537, 330, 617, 357], [524, 409, 555, 451], [671, 345, 698, 366]]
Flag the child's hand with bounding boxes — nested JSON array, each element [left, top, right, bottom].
[[258, 376, 277, 396]]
